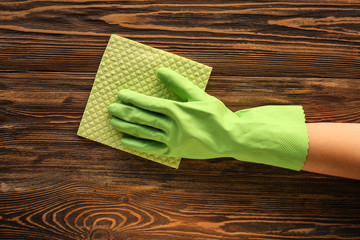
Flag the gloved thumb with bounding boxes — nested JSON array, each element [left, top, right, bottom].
[[157, 67, 208, 101]]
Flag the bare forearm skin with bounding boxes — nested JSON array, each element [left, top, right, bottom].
[[302, 123, 360, 180]]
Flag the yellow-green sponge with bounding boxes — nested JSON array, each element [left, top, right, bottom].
[[77, 34, 212, 168]]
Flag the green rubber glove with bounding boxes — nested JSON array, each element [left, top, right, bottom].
[[108, 67, 309, 170]]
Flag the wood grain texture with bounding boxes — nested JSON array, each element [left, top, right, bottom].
[[1, 0, 359, 239]]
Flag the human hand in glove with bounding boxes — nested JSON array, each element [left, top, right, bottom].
[[108, 67, 309, 170]]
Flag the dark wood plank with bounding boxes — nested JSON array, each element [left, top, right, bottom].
[[1, 0, 360, 239]]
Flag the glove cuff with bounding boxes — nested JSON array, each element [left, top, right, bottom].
[[233, 105, 309, 171]]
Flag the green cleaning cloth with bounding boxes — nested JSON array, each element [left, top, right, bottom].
[[77, 34, 212, 168]]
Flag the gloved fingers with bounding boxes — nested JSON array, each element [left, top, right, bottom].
[[118, 89, 170, 115], [110, 117, 168, 143], [108, 103, 171, 132], [121, 136, 167, 155], [157, 67, 208, 101]]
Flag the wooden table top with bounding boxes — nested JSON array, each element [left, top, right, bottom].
[[1, 1, 359, 239]]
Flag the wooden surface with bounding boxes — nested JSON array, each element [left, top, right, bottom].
[[1, 0, 360, 239]]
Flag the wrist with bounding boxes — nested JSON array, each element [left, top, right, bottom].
[[231, 105, 309, 170]]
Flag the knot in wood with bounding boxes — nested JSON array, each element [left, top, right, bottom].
[[90, 229, 110, 240]]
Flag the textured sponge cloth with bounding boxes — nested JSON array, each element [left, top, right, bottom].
[[77, 34, 212, 168]]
